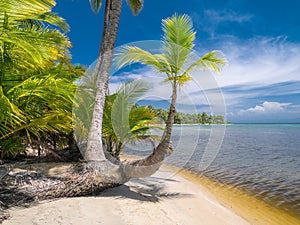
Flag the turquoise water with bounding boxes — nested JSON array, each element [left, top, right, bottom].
[[124, 124, 300, 218]]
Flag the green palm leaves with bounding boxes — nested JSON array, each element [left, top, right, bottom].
[[89, 0, 102, 14], [0, 69, 79, 158], [0, 0, 70, 74], [0, 86, 25, 137], [116, 14, 227, 87], [0, 69, 79, 138], [162, 14, 195, 74], [126, 0, 143, 15], [7, 74, 76, 137], [74, 79, 161, 158], [0, 0, 76, 158], [104, 81, 160, 157]]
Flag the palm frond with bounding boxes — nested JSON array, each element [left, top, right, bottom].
[[111, 80, 149, 143], [182, 50, 227, 76], [2, 74, 76, 140], [126, 0, 143, 15], [129, 106, 155, 130], [162, 14, 195, 50], [0, 86, 25, 138], [163, 74, 192, 86], [0, 0, 55, 18], [0, 0, 71, 73], [115, 46, 170, 73], [162, 14, 196, 73], [32, 12, 70, 32], [89, 0, 102, 14]]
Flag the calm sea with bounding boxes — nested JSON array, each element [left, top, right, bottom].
[[124, 124, 300, 218]]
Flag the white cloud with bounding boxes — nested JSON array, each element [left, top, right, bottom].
[[210, 36, 300, 88], [193, 9, 253, 38], [199, 36, 300, 108], [204, 9, 253, 24], [239, 101, 292, 114], [108, 36, 300, 118]]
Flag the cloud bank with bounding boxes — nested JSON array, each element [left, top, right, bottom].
[[107, 23, 300, 122], [239, 101, 292, 114]]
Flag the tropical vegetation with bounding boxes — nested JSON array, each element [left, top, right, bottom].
[[147, 106, 227, 124], [0, 0, 227, 193], [73, 74, 162, 159], [113, 13, 227, 177], [103, 90, 162, 158], [0, 0, 83, 158]]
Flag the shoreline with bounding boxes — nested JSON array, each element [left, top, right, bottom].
[[123, 154, 300, 225], [2, 161, 250, 225], [2, 157, 300, 225], [163, 164, 300, 225]]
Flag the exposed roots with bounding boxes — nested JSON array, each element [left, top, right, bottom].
[[0, 163, 118, 223]]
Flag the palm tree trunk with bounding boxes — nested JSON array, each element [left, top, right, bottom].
[[123, 82, 177, 178], [85, 0, 122, 162], [84, 0, 177, 181]]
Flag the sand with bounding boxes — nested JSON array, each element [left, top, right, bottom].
[[2, 168, 250, 225]]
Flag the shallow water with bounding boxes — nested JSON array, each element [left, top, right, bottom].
[[124, 124, 300, 218]]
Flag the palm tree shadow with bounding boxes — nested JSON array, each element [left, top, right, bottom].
[[99, 177, 193, 202]]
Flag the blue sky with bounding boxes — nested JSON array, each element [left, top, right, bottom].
[[54, 0, 300, 123]]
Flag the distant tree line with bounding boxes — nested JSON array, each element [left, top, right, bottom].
[[145, 106, 229, 124]]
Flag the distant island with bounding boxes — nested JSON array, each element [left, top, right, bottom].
[[144, 105, 231, 124]]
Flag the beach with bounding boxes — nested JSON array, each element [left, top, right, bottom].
[[2, 167, 250, 225]]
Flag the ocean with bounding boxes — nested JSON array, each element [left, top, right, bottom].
[[124, 124, 300, 219]]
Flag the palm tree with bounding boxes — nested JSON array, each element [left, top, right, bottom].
[[0, 0, 77, 158], [102, 82, 162, 158], [114, 14, 227, 177], [0, 66, 82, 158], [0, 0, 70, 89], [73, 77, 161, 161], [85, 0, 144, 162]]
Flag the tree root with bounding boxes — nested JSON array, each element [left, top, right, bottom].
[[0, 163, 119, 223]]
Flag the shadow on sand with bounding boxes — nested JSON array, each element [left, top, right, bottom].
[[99, 176, 193, 202]]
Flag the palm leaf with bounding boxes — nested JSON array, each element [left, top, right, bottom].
[[115, 46, 170, 73], [89, 0, 102, 14], [111, 80, 149, 143], [126, 0, 143, 15], [163, 74, 192, 86], [2, 74, 76, 140], [162, 14, 195, 73], [0, 86, 25, 138], [182, 50, 227, 76], [0, 0, 71, 74]]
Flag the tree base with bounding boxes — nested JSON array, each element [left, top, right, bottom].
[[0, 162, 119, 217]]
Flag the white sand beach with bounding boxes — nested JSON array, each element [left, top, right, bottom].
[[3, 168, 250, 225]]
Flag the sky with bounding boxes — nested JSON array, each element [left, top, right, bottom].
[[54, 0, 300, 123]]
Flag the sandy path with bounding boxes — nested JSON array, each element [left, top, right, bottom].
[[3, 169, 250, 225]]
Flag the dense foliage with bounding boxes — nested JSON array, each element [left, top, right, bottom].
[[147, 106, 227, 124], [0, 0, 84, 159], [74, 78, 162, 158]]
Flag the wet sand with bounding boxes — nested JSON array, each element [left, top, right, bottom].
[[165, 164, 300, 225]]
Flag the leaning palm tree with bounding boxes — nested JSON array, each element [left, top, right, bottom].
[[76, 13, 227, 181], [114, 14, 227, 177], [85, 0, 144, 162]]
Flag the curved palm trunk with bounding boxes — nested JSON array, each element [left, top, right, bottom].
[[85, 0, 122, 162], [84, 1, 177, 182], [123, 82, 177, 178]]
